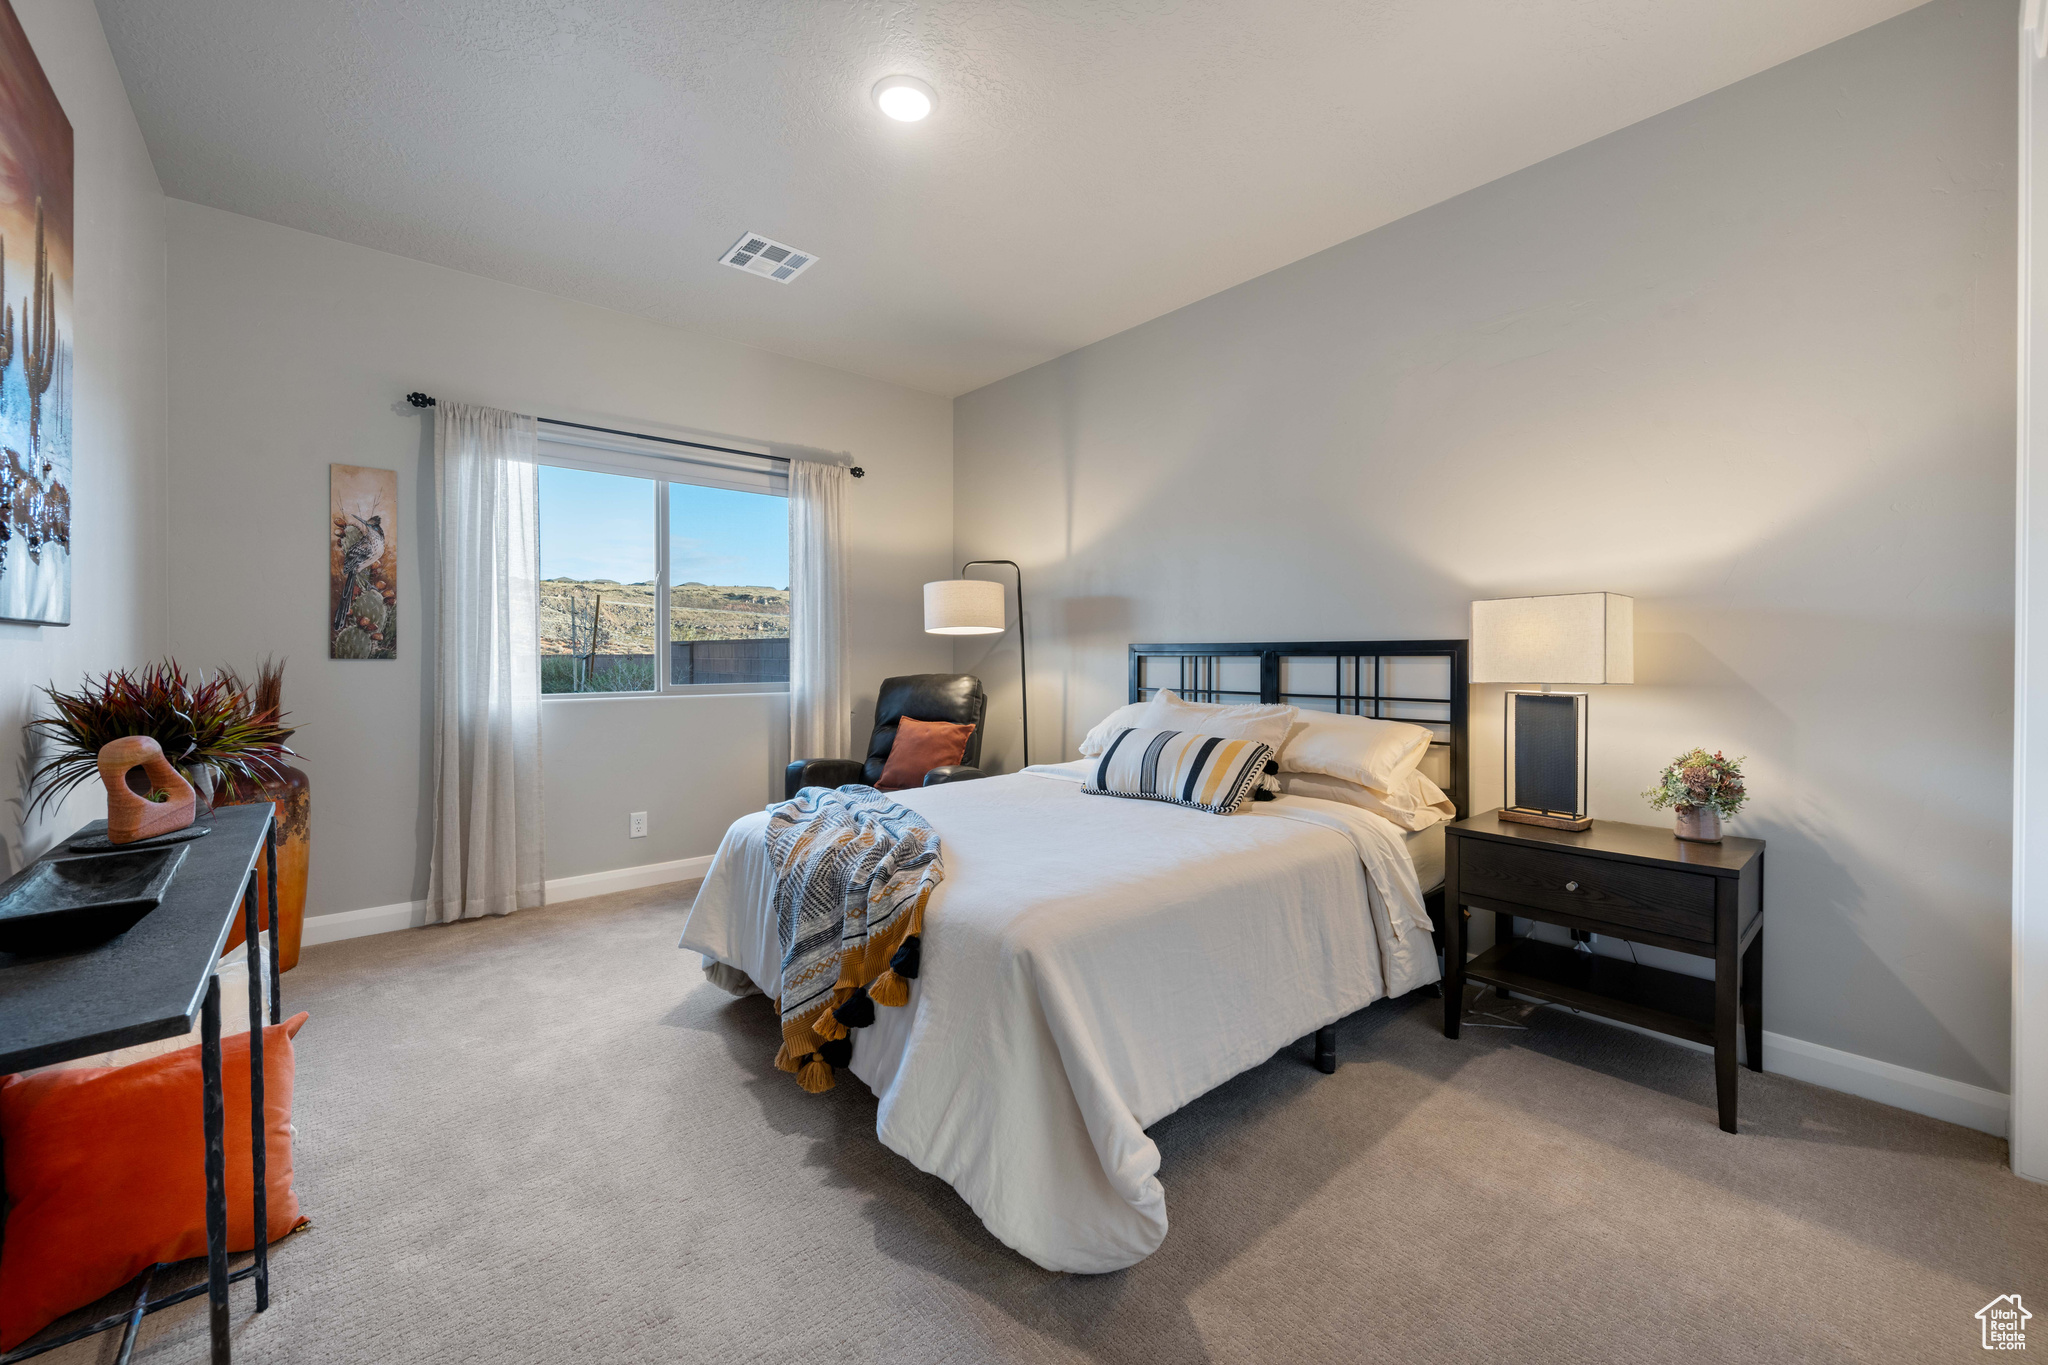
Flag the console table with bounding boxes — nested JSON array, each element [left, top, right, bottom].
[[1442, 811, 1765, 1133], [0, 804, 280, 1364]]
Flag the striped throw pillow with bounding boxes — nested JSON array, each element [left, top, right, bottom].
[[1084, 727, 1275, 815]]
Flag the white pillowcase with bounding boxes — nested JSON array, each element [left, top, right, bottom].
[[1274, 710, 1434, 795], [1134, 690, 1298, 755], [1276, 769, 1455, 832], [1078, 702, 1150, 758]]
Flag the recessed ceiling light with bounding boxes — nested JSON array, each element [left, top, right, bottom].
[[719, 232, 818, 283], [872, 75, 935, 122]]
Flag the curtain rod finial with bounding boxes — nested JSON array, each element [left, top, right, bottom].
[[850, 466, 864, 478], [406, 392, 437, 408]]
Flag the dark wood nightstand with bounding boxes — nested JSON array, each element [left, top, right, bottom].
[[1442, 811, 1765, 1133]]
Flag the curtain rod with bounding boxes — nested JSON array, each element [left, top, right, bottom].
[[403, 393, 863, 477]]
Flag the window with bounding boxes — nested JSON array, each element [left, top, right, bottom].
[[537, 433, 789, 695], [539, 466, 658, 693], [668, 482, 790, 685]]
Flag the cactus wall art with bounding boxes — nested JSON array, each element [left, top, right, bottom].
[[330, 464, 397, 659], [0, 2, 71, 626]]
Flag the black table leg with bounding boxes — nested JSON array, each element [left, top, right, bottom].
[[244, 870, 270, 1312], [1312, 1025, 1337, 1074], [1494, 912, 1514, 998], [200, 976, 230, 1364], [1443, 894, 1465, 1039], [111, 1265, 154, 1365], [265, 823, 281, 1027], [1742, 924, 1764, 1074], [1713, 882, 1740, 1134]]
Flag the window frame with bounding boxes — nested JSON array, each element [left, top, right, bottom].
[[537, 437, 791, 700]]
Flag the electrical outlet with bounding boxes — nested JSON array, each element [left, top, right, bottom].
[[629, 811, 648, 839]]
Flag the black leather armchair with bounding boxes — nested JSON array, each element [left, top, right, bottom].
[[785, 673, 990, 800]]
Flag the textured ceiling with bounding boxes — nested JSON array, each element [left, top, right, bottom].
[[95, 0, 1925, 396]]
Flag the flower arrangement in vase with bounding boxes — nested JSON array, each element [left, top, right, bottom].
[[27, 660, 298, 822], [1643, 748, 1747, 843]]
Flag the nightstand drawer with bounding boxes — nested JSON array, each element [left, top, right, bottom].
[[1458, 839, 1716, 944]]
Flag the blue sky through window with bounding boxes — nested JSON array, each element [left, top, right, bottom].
[[538, 465, 655, 583], [670, 482, 788, 589], [537, 465, 788, 589]]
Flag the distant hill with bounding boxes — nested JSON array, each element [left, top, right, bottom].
[[540, 579, 788, 655]]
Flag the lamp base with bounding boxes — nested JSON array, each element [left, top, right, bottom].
[[1498, 806, 1592, 832]]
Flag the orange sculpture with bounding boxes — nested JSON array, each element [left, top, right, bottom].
[[97, 736, 196, 844]]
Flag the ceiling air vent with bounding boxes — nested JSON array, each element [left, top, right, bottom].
[[719, 232, 818, 283]]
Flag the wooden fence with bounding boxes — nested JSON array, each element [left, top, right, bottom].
[[542, 638, 789, 692], [671, 637, 790, 684]]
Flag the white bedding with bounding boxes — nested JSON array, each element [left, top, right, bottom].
[[1408, 820, 1446, 893], [679, 761, 1441, 1272]]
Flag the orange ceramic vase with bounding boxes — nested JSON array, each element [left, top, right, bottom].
[[218, 767, 311, 971]]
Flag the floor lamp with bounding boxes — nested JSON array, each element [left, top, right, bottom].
[[924, 561, 1027, 766]]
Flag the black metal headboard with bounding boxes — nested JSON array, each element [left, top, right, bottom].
[[1127, 639, 1470, 819]]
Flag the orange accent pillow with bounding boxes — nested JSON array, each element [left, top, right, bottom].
[[876, 717, 976, 790], [0, 1012, 310, 1350]]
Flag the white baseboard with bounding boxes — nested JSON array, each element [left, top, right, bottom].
[[300, 898, 432, 946], [298, 854, 713, 947], [545, 855, 713, 903], [1520, 999, 2010, 1137], [1762, 1030, 2009, 1137]]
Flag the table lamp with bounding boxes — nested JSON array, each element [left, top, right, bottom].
[[1470, 592, 1633, 831], [924, 561, 1028, 765]]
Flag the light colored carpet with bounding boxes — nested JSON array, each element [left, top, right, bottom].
[[34, 881, 2048, 1365]]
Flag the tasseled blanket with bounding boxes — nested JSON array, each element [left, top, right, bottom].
[[765, 785, 943, 1092]]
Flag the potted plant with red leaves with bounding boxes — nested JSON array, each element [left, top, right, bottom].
[[29, 660, 310, 965], [28, 660, 298, 819]]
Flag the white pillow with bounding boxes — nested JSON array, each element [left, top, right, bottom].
[[1078, 701, 1150, 758], [1275, 710, 1434, 795], [1411, 771, 1455, 816], [1135, 690, 1298, 755], [1276, 769, 1455, 832]]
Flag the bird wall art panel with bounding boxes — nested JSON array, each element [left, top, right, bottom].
[[330, 463, 396, 659], [0, 1, 73, 626]]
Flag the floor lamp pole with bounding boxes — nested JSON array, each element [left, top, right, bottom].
[[959, 560, 1026, 766]]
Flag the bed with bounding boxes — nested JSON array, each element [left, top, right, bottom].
[[680, 640, 1468, 1273]]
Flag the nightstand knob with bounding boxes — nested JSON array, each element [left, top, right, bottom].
[[1565, 881, 1579, 891]]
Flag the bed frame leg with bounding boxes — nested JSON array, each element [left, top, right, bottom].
[[1313, 1025, 1337, 1074]]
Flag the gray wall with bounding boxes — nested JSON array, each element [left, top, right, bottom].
[[539, 691, 788, 881], [0, 0, 168, 869], [165, 202, 954, 916], [953, 0, 2016, 1091]]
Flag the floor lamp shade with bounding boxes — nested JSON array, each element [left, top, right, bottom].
[[926, 561, 1029, 766], [1470, 593, 1634, 831], [924, 579, 1005, 635]]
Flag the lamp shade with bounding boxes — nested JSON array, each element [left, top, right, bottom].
[[1470, 593, 1634, 685], [924, 579, 1005, 635]]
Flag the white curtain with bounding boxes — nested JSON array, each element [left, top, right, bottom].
[[430, 401, 545, 921], [788, 461, 850, 761]]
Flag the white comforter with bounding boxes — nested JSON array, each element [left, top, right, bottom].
[[678, 761, 1440, 1273]]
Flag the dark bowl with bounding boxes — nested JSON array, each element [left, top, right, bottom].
[[0, 845, 189, 955]]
